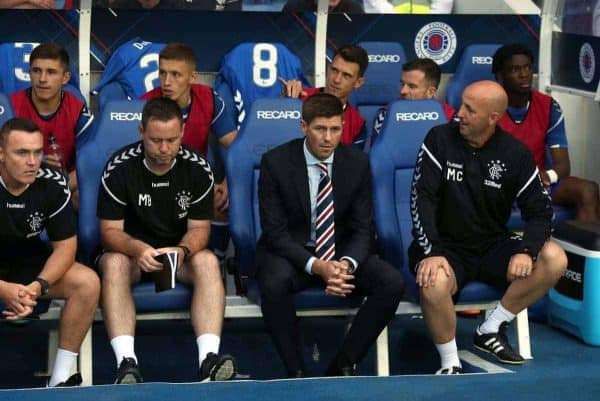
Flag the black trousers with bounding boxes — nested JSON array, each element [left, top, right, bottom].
[[257, 251, 404, 375]]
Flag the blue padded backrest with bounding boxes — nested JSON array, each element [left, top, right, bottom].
[[227, 98, 304, 275], [370, 99, 447, 299], [0, 92, 15, 128], [446, 44, 501, 110], [358, 104, 383, 153], [97, 81, 128, 114], [76, 100, 144, 264], [91, 38, 165, 113], [350, 42, 406, 106]]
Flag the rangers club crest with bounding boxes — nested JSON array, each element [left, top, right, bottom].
[[176, 191, 192, 212], [488, 160, 506, 180], [26, 211, 45, 237], [484, 160, 506, 189], [414, 22, 457, 65], [579, 42, 595, 84]]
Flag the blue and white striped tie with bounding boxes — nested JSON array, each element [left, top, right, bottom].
[[315, 162, 335, 261]]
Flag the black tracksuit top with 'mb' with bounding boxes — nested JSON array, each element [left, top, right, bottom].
[[410, 122, 553, 258]]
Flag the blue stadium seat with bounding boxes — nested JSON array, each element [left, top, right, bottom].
[[91, 38, 166, 114], [445, 44, 501, 110], [349, 42, 406, 151], [0, 92, 15, 127], [370, 99, 502, 303], [96, 81, 128, 112], [350, 41, 406, 107], [214, 41, 310, 130], [76, 99, 191, 313], [227, 98, 361, 308]]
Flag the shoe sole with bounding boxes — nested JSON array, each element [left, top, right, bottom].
[[473, 344, 525, 365], [200, 358, 236, 382], [115, 372, 142, 384]]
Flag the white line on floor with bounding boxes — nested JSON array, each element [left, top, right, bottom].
[[459, 350, 514, 373]]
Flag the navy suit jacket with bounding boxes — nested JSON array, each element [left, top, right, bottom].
[[257, 138, 375, 271]]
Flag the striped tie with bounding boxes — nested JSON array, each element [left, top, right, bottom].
[[315, 162, 335, 261]]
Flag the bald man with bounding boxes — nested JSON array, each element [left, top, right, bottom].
[[409, 81, 567, 374]]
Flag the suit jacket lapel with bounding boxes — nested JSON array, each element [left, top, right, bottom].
[[332, 147, 347, 213], [291, 140, 311, 220]]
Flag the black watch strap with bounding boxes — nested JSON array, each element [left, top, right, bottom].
[[35, 277, 49, 296], [177, 245, 191, 260], [520, 247, 537, 260]]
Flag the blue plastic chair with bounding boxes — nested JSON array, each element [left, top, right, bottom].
[[369, 98, 532, 358], [0, 92, 15, 127], [445, 44, 501, 110], [76, 99, 193, 312], [226, 97, 362, 310]]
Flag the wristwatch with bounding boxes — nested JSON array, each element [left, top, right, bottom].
[[35, 277, 49, 296], [520, 247, 536, 260], [177, 245, 191, 260]]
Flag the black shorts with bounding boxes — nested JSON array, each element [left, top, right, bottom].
[[0, 242, 52, 285], [408, 234, 523, 293]]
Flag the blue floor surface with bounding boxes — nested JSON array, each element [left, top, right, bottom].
[[1, 313, 599, 400]]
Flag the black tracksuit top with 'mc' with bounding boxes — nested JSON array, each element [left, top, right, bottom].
[[410, 122, 553, 258]]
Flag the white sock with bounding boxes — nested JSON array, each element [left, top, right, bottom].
[[435, 339, 461, 370], [197, 334, 220, 367], [110, 335, 137, 367], [48, 348, 78, 387], [479, 303, 515, 334]]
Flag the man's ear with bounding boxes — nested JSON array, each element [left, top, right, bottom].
[[300, 119, 307, 136], [353, 76, 365, 90], [62, 70, 71, 86], [489, 111, 502, 125], [426, 86, 437, 99]]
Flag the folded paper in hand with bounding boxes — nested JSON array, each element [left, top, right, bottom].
[[153, 251, 178, 292]]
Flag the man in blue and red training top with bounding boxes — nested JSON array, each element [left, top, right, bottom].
[[493, 43, 600, 221], [142, 43, 236, 258], [370, 57, 455, 148], [10, 43, 93, 210], [280, 44, 368, 149]]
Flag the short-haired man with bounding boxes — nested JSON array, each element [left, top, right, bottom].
[[257, 93, 404, 377], [280, 45, 369, 149], [97, 97, 236, 384], [142, 42, 235, 257], [0, 118, 99, 387], [371, 58, 455, 146], [10, 43, 94, 210], [493, 43, 600, 221], [410, 81, 567, 374]]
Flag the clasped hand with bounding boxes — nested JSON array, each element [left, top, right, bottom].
[[1, 282, 38, 321], [313, 259, 355, 297]]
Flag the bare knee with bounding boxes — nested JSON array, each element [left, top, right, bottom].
[[98, 252, 134, 282], [188, 250, 221, 282], [537, 241, 568, 282], [577, 180, 600, 206], [420, 273, 454, 305], [59, 264, 100, 304], [76, 265, 100, 299]]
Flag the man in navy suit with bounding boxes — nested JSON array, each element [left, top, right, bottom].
[[257, 93, 404, 378]]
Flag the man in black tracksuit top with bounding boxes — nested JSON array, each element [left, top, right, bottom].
[[409, 81, 567, 375]]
